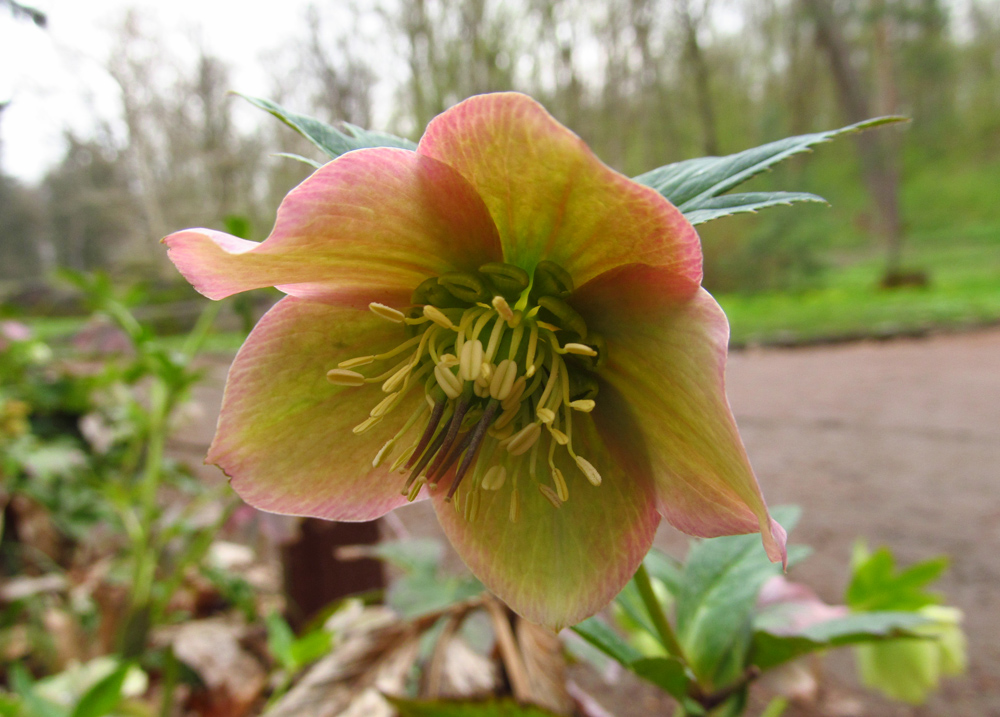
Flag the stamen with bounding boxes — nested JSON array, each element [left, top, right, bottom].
[[407, 478, 424, 502], [382, 363, 413, 393], [338, 355, 374, 369], [482, 464, 507, 490], [501, 376, 527, 411], [548, 426, 570, 445], [508, 324, 525, 360], [327, 368, 366, 386], [575, 455, 602, 486], [562, 342, 598, 357], [492, 295, 514, 322], [373, 334, 423, 362], [423, 305, 455, 329], [465, 488, 480, 521], [438, 353, 460, 368], [489, 359, 517, 401], [535, 356, 560, 416], [506, 422, 541, 456], [536, 407, 556, 424], [552, 467, 569, 502], [353, 416, 382, 434], [569, 399, 596, 412], [391, 444, 416, 472], [370, 392, 399, 417], [472, 311, 493, 340], [484, 316, 506, 362], [509, 490, 520, 522], [369, 302, 406, 323], [459, 339, 484, 382], [434, 363, 463, 399], [538, 483, 563, 508], [525, 324, 539, 374]]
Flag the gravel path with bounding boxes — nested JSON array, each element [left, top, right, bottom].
[[175, 327, 1000, 716]]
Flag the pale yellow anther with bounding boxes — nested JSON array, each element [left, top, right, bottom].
[[563, 342, 598, 357], [370, 392, 399, 418], [459, 339, 484, 382], [407, 479, 424, 502], [353, 416, 382, 435], [473, 382, 490, 398], [548, 426, 570, 445], [327, 368, 366, 386], [536, 407, 556, 424], [552, 467, 570, 502], [369, 302, 405, 323], [482, 464, 507, 490], [509, 491, 520, 523], [338, 355, 375, 369], [575, 455, 602, 486], [480, 362, 493, 383], [438, 353, 460, 368], [490, 359, 517, 401], [382, 364, 412, 393], [506, 422, 541, 456], [526, 364, 537, 378], [502, 376, 527, 410], [492, 295, 514, 322], [373, 439, 395, 467], [423, 304, 455, 329], [493, 405, 520, 431], [506, 310, 522, 329], [488, 422, 515, 440], [434, 363, 463, 399], [569, 399, 596, 413], [538, 483, 563, 508], [391, 445, 417, 473]]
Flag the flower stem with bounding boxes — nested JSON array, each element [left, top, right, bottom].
[[633, 561, 686, 661]]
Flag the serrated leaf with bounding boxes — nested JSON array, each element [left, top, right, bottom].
[[388, 697, 560, 717], [673, 506, 800, 687], [272, 152, 324, 168], [846, 546, 947, 612], [682, 191, 827, 225], [69, 663, 130, 717], [238, 94, 417, 160], [629, 656, 691, 700], [750, 611, 931, 671], [634, 117, 905, 212], [571, 617, 644, 666]]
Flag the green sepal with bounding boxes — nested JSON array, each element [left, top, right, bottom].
[[238, 94, 417, 160]]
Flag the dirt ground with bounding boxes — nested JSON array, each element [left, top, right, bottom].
[[175, 327, 1000, 717]]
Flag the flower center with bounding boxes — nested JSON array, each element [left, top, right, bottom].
[[327, 261, 606, 522]]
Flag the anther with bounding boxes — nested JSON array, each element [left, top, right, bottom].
[[575, 455, 602, 486], [338, 355, 375, 369], [492, 295, 514, 322], [489, 359, 518, 401], [370, 392, 399, 417], [438, 353, 460, 368], [538, 483, 563, 508], [459, 339, 484, 382], [373, 439, 395, 467], [382, 364, 412, 393], [506, 423, 541, 456], [552, 468, 569, 502], [353, 416, 382, 434], [482, 464, 507, 490], [536, 407, 556, 424], [548, 426, 570, 445], [369, 302, 406, 323], [327, 368, 366, 386], [423, 305, 455, 329], [391, 445, 416, 472], [434, 364, 463, 399], [562, 342, 598, 357], [502, 377, 527, 410], [406, 479, 424, 502], [569, 399, 596, 412]]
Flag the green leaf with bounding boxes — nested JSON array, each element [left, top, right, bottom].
[[238, 94, 417, 160], [571, 617, 644, 666], [288, 628, 333, 669], [629, 656, 691, 700], [633, 117, 905, 214], [846, 545, 947, 612], [69, 663, 130, 717], [682, 191, 827, 225], [388, 697, 560, 717], [271, 152, 324, 169], [750, 611, 931, 671], [265, 612, 296, 669], [8, 665, 65, 717], [673, 506, 800, 687], [642, 549, 684, 597]]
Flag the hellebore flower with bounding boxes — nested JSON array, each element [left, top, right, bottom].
[[163, 92, 786, 629]]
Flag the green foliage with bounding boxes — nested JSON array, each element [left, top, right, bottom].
[[846, 543, 947, 612], [633, 118, 904, 224], [238, 94, 417, 162], [265, 612, 333, 674]]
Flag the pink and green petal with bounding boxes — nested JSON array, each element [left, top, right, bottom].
[[417, 93, 702, 294], [164, 148, 502, 307], [208, 296, 424, 520], [431, 412, 660, 630], [573, 265, 787, 565]]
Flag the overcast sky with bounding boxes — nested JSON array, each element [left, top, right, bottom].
[[0, 0, 317, 182]]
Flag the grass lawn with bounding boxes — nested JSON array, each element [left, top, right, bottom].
[[718, 223, 1000, 346]]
